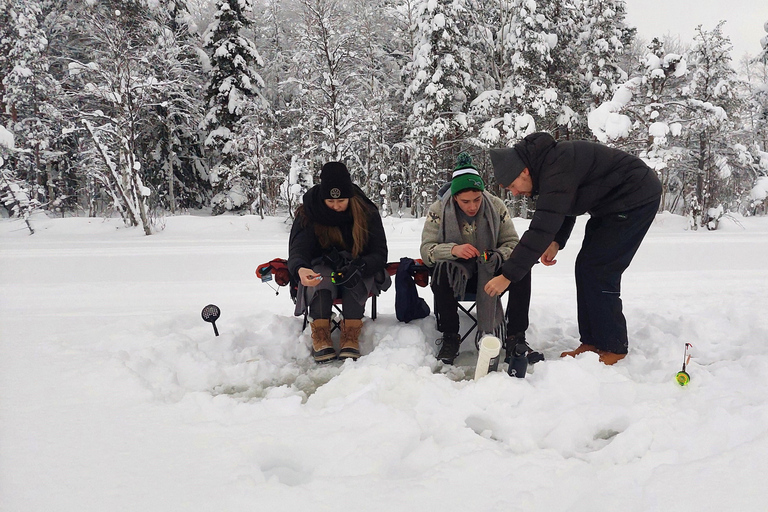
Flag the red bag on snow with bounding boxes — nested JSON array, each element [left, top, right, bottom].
[[256, 258, 291, 286]]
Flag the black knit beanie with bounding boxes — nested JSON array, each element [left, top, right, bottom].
[[489, 147, 526, 187], [319, 162, 354, 199]]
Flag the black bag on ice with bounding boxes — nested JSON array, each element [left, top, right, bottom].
[[395, 257, 431, 323]]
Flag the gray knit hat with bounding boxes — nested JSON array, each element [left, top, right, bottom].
[[489, 148, 526, 187]]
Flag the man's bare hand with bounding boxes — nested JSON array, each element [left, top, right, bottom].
[[484, 275, 511, 297], [451, 243, 481, 260], [541, 241, 560, 266]]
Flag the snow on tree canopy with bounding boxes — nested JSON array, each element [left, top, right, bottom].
[[11, 65, 33, 78], [686, 99, 728, 121], [588, 78, 640, 142], [0, 126, 14, 150], [759, 151, 768, 171], [432, 13, 446, 30], [649, 122, 670, 144], [751, 177, 768, 201]]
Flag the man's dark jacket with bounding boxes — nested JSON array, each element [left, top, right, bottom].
[[500, 132, 662, 283]]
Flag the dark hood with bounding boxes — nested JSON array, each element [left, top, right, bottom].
[[512, 132, 557, 195]]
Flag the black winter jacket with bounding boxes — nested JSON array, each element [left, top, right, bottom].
[[287, 185, 388, 279], [501, 132, 662, 282]]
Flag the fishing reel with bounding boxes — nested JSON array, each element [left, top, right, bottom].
[[676, 343, 693, 386]]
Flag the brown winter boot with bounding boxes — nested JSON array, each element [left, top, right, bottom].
[[560, 343, 598, 358], [596, 350, 627, 365], [338, 319, 363, 360], [310, 319, 336, 363]]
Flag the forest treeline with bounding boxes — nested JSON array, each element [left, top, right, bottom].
[[1, 0, 767, 234]]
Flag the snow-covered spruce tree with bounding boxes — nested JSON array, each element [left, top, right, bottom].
[[463, 0, 588, 217], [249, 0, 304, 216], [588, 37, 690, 213], [749, 22, 768, 153], [140, 0, 211, 214], [289, 0, 365, 180], [403, 0, 478, 217], [201, 0, 267, 215], [347, 0, 401, 214], [732, 21, 768, 216], [389, 0, 422, 215], [64, 4, 165, 234], [0, 0, 67, 211], [0, 126, 38, 233], [470, 0, 571, 150], [229, 93, 278, 219], [682, 22, 748, 225], [571, 0, 635, 137]]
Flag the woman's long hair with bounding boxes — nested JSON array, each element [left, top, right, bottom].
[[312, 195, 370, 258]]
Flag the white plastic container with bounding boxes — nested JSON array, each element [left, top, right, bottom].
[[474, 336, 502, 380]]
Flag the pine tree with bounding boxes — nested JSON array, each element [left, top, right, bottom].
[[590, 37, 693, 212], [389, 0, 422, 215], [0, 0, 65, 211], [751, 21, 768, 153], [201, 0, 267, 215], [347, 0, 401, 212], [403, 0, 478, 216], [142, 0, 211, 213], [250, 0, 302, 216], [572, 0, 635, 137], [290, 0, 364, 171], [0, 126, 38, 233], [63, 3, 172, 234], [683, 22, 746, 225]]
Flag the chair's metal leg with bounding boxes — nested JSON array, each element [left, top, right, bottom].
[[371, 294, 377, 320]]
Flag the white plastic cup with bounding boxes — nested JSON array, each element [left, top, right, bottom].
[[474, 336, 502, 380]]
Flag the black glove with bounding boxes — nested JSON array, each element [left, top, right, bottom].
[[334, 259, 365, 289]]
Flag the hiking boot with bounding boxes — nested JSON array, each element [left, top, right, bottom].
[[436, 333, 462, 365], [560, 343, 598, 358], [504, 332, 544, 365], [339, 318, 363, 360], [310, 319, 336, 363], [597, 350, 627, 365]]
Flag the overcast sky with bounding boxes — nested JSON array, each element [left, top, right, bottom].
[[622, 0, 767, 60]]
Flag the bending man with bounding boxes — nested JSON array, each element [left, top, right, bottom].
[[486, 132, 661, 365]]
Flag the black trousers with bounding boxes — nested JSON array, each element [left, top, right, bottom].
[[432, 268, 531, 336], [575, 199, 659, 353]]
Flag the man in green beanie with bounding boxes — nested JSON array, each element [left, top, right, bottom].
[[420, 153, 540, 366]]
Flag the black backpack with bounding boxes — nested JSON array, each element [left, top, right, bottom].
[[395, 257, 431, 323]]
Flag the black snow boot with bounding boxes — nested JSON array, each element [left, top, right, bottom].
[[436, 333, 462, 365], [504, 332, 544, 365]]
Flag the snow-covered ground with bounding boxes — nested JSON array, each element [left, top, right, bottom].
[[1, 211, 767, 512]]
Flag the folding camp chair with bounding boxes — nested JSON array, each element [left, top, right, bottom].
[[256, 258, 377, 333], [457, 292, 479, 344]]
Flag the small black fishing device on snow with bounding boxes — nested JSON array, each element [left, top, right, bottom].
[[201, 304, 221, 336]]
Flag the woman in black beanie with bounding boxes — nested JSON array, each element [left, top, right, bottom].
[[288, 162, 390, 363]]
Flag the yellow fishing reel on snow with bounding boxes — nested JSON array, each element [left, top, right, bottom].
[[676, 343, 692, 386], [675, 370, 690, 386]]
